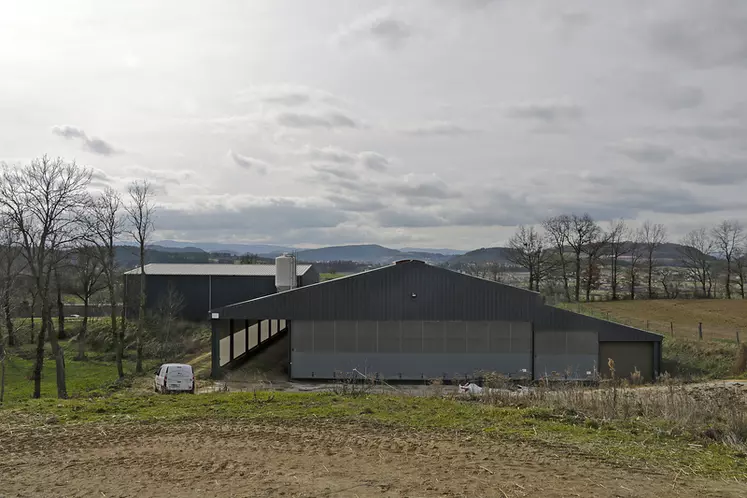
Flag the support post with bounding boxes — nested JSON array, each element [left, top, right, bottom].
[[698, 322, 703, 340], [229, 319, 235, 361], [670, 321, 674, 336], [245, 319, 249, 353], [210, 319, 221, 379], [287, 320, 292, 379]]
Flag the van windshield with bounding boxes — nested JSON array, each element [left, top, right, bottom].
[[167, 365, 193, 379]]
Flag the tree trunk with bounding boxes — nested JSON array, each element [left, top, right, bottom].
[[630, 271, 636, 300], [30, 294, 36, 343], [77, 296, 89, 361], [32, 312, 45, 399], [3, 285, 14, 347], [574, 254, 582, 302], [647, 260, 653, 299], [725, 261, 732, 299], [527, 268, 534, 291], [45, 301, 67, 399], [109, 279, 123, 378], [0, 350, 6, 404], [56, 274, 66, 340], [585, 258, 593, 302], [611, 257, 618, 300], [136, 246, 145, 373]]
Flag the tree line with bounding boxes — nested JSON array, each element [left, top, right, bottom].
[[0, 156, 154, 399], [504, 215, 747, 302]]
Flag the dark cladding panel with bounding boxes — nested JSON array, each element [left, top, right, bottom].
[[445, 322, 467, 353], [377, 321, 401, 353], [467, 322, 490, 353], [423, 321, 444, 353], [401, 322, 423, 354], [335, 321, 357, 353], [313, 321, 335, 353], [357, 321, 377, 353], [489, 321, 511, 353]]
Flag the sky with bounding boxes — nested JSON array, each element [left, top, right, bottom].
[[1, 0, 746, 250]]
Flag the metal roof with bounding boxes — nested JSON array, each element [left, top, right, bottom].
[[212, 260, 662, 343], [124, 263, 314, 277]]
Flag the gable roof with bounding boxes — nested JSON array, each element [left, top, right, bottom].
[[124, 263, 314, 277], [212, 260, 662, 342]]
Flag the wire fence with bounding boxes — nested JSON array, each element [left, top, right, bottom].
[[572, 304, 744, 344]]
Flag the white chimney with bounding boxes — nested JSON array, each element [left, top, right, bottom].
[[275, 253, 297, 292]]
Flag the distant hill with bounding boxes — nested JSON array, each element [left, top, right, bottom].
[[116, 246, 210, 270], [447, 247, 511, 265], [399, 247, 465, 256], [154, 240, 294, 255], [292, 244, 450, 264]]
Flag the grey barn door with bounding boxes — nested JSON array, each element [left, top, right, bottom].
[[533, 329, 598, 380]]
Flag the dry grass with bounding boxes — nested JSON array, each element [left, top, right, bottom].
[[469, 373, 747, 452], [568, 299, 747, 341]]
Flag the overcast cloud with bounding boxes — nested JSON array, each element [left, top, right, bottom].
[[2, 0, 746, 250]]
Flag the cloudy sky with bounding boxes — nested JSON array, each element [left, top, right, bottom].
[[2, 0, 746, 249]]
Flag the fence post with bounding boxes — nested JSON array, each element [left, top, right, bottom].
[[670, 321, 674, 337], [698, 322, 703, 340], [646, 320, 649, 331], [737, 328, 741, 345]]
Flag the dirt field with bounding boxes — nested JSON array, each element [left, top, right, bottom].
[[2, 420, 745, 498]]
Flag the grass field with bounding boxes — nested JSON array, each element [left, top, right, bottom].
[[1, 340, 151, 403], [560, 299, 747, 342], [320, 272, 347, 281]]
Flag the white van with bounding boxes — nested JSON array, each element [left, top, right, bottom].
[[154, 363, 195, 394]]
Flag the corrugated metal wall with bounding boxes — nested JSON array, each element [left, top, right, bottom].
[[290, 320, 532, 380], [534, 329, 598, 380], [218, 262, 543, 322]]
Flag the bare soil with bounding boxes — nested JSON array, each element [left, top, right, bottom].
[[2, 420, 745, 498]]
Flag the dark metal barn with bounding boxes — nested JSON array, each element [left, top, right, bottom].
[[209, 260, 661, 381], [124, 263, 319, 321]]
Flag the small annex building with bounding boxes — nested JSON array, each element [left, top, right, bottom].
[[209, 260, 662, 382], [124, 261, 319, 321]]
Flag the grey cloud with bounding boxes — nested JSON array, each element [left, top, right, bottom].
[[375, 208, 447, 228], [662, 85, 705, 110], [51, 125, 120, 156], [310, 163, 359, 181], [263, 93, 310, 106], [158, 197, 349, 237], [390, 175, 461, 200], [671, 123, 743, 140], [402, 121, 476, 137], [647, 2, 747, 68], [276, 111, 358, 129], [675, 152, 747, 185], [229, 150, 270, 174], [300, 146, 389, 171], [337, 11, 413, 50], [610, 139, 674, 163], [359, 151, 389, 171], [505, 99, 583, 122], [326, 194, 386, 213]]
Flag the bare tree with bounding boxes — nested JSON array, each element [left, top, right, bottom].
[[582, 229, 610, 302], [657, 268, 680, 299], [0, 156, 91, 399], [566, 214, 600, 302], [126, 180, 155, 374], [507, 226, 547, 291], [678, 228, 715, 298], [712, 220, 744, 300], [485, 261, 507, 283], [641, 220, 667, 299], [87, 188, 125, 377], [628, 230, 645, 300], [68, 246, 106, 360], [0, 215, 25, 346], [606, 219, 629, 300], [542, 215, 572, 301], [736, 244, 746, 299]]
